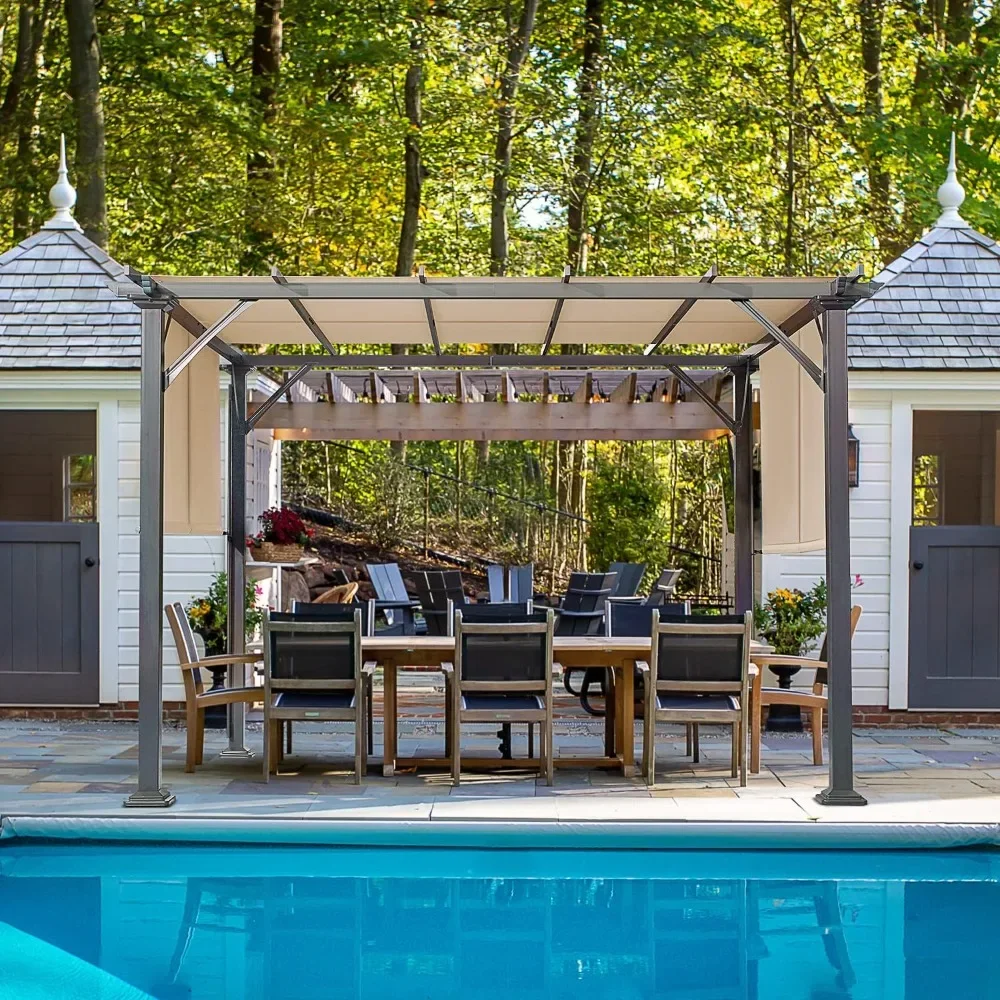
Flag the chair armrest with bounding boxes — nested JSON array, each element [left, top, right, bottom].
[[751, 654, 827, 670], [440, 662, 454, 675], [361, 661, 377, 676], [635, 660, 650, 675], [200, 653, 262, 667]]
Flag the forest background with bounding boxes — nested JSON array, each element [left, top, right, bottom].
[[2, 0, 998, 594]]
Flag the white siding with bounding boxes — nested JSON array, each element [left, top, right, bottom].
[[761, 393, 892, 706], [116, 400, 225, 703]]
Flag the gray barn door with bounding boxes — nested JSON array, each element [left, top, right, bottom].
[[0, 523, 99, 705], [909, 526, 1000, 709]]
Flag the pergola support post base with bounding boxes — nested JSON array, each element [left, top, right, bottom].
[[123, 787, 177, 808], [815, 786, 868, 807], [219, 747, 255, 760]]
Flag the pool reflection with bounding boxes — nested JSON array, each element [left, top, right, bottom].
[[1, 872, 997, 999]]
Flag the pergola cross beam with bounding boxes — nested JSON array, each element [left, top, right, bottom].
[[643, 264, 717, 355]]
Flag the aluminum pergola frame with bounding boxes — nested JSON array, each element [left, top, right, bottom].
[[119, 270, 871, 810]]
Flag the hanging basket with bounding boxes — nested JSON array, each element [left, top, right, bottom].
[[251, 542, 304, 564]]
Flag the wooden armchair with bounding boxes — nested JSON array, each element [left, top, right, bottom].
[[749, 605, 862, 772], [164, 602, 263, 772]]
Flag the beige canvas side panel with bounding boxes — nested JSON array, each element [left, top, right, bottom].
[[760, 322, 826, 552], [163, 327, 222, 535]]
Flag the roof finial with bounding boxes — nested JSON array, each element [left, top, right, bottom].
[[42, 134, 81, 231], [935, 132, 967, 228]]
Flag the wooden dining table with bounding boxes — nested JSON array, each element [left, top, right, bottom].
[[361, 634, 769, 778]]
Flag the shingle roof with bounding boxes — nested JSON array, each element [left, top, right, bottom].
[[849, 225, 1000, 370], [0, 228, 141, 369]]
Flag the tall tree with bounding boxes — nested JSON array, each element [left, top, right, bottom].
[[489, 0, 537, 276], [242, 0, 283, 272], [394, 10, 425, 279], [3, 0, 49, 241], [859, 0, 894, 255], [64, 0, 105, 246], [567, 0, 603, 275]]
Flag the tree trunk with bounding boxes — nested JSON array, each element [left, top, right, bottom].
[[780, 0, 796, 275], [242, 0, 283, 273], [0, 0, 42, 135], [395, 17, 424, 279], [64, 0, 105, 247], [6, 0, 48, 240], [859, 0, 895, 255], [567, 0, 603, 275], [489, 0, 538, 277]]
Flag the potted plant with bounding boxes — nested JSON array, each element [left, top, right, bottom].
[[753, 580, 828, 658], [248, 506, 313, 563], [186, 573, 264, 656]]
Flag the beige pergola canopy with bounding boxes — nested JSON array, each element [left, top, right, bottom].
[[116, 268, 874, 811]]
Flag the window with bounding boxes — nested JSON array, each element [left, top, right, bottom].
[[64, 454, 96, 522], [912, 453, 941, 526]]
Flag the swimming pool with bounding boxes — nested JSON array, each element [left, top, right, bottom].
[[1, 844, 997, 999]]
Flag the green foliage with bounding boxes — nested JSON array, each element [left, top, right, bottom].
[[753, 580, 829, 656], [586, 451, 671, 584], [186, 573, 263, 656]]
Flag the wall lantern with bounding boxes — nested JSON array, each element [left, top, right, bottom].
[[847, 424, 860, 488]]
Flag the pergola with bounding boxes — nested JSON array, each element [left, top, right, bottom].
[[114, 270, 875, 808]]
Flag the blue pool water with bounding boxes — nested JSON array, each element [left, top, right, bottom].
[[0, 845, 998, 999]]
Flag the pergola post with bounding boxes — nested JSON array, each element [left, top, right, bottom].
[[124, 301, 175, 808], [733, 365, 754, 614], [816, 307, 866, 806], [223, 366, 252, 758]]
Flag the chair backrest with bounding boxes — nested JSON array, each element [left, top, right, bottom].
[[508, 564, 534, 604], [609, 562, 646, 598], [265, 610, 361, 688], [486, 564, 506, 603], [460, 603, 540, 624], [418, 570, 466, 635], [651, 611, 752, 693], [313, 581, 359, 604], [366, 562, 410, 602], [644, 568, 683, 606], [455, 607, 554, 686], [286, 601, 406, 638], [164, 602, 204, 696], [556, 571, 618, 635], [813, 605, 863, 688], [605, 599, 691, 637]]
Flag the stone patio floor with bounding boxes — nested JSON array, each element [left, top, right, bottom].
[[2, 707, 1000, 826]]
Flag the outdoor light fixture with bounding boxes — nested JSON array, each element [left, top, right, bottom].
[[847, 424, 860, 488]]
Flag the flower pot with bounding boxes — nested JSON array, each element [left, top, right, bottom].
[[251, 542, 304, 564]]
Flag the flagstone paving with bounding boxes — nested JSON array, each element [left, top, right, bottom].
[[1, 714, 999, 826]]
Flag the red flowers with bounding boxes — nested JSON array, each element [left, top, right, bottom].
[[250, 506, 311, 546]]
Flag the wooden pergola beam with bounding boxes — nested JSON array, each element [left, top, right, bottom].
[[251, 400, 729, 441]]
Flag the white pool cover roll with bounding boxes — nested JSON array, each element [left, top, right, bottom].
[[2, 815, 999, 849]]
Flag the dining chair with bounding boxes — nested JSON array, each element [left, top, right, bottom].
[[444, 607, 556, 785], [640, 611, 752, 787], [749, 605, 863, 772], [164, 602, 264, 773], [263, 609, 374, 783]]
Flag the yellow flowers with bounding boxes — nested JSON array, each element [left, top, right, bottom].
[[770, 588, 801, 604]]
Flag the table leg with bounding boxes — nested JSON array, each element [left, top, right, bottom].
[[383, 661, 397, 777], [621, 661, 636, 777], [604, 668, 617, 758]]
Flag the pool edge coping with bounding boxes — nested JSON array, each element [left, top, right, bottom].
[[2, 814, 999, 849]]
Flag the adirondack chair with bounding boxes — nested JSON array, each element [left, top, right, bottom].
[[365, 562, 421, 634], [416, 569, 468, 636], [644, 568, 683, 605], [555, 571, 617, 636], [508, 564, 534, 604], [486, 564, 506, 604], [609, 562, 646, 598]]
